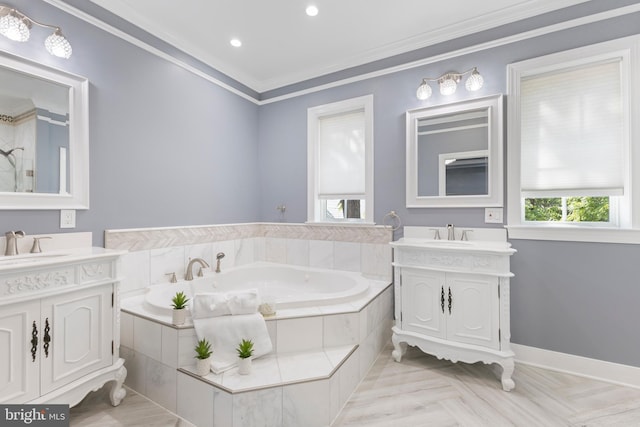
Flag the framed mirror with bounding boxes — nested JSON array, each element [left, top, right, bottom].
[[0, 52, 88, 209], [406, 94, 503, 208]]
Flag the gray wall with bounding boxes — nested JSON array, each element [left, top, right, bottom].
[[256, 9, 640, 367], [0, 1, 260, 245], [0, 1, 639, 368]]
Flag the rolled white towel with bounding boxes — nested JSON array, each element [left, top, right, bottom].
[[227, 289, 260, 315], [191, 293, 231, 319]]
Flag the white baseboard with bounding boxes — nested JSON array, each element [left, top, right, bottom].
[[512, 343, 640, 389]]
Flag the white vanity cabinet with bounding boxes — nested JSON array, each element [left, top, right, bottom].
[[391, 228, 516, 391], [0, 249, 127, 406]]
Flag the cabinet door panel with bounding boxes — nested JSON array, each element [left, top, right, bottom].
[[0, 301, 40, 404], [447, 274, 499, 349], [40, 285, 113, 395], [401, 270, 446, 339]]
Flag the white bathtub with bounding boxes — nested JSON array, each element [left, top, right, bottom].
[[144, 263, 370, 315]]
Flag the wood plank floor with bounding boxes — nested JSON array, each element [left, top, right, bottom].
[[70, 343, 640, 426]]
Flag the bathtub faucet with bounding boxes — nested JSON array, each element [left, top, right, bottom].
[[185, 257, 210, 281], [215, 252, 225, 273]]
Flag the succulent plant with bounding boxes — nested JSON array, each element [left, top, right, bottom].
[[236, 338, 254, 359], [194, 338, 213, 360], [171, 291, 190, 310]]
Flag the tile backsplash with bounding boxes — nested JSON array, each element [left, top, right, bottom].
[[105, 223, 393, 297]]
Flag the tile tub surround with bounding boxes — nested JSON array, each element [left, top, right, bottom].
[[109, 222, 392, 424], [119, 283, 393, 425]]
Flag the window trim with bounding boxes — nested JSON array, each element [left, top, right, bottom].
[[506, 35, 640, 244], [307, 95, 374, 224]]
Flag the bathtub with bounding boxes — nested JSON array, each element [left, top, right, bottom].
[[144, 262, 370, 315]]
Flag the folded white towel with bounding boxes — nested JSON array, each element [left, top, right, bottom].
[[192, 312, 273, 374]]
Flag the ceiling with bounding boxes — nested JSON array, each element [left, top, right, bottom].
[[88, 0, 589, 93]]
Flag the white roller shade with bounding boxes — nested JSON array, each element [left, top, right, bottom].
[[317, 109, 365, 198], [520, 59, 624, 197]]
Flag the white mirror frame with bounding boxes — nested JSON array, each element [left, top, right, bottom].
[[406, 94, 503, 208], [0, 52, 89, 210]]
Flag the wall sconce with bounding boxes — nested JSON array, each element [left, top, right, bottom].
[[416, 67, 484, 100], [0, 5, 72, 58]]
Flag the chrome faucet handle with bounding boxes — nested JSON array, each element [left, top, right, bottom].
[[197, 267, 205, 277], [461, 230, 473, 241], [30, 236, 52, 253], [165, 272, 177, 283], [429, 228, 441, 240]]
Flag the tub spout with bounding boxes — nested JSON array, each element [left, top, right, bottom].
[[185, 258, 210, 281]]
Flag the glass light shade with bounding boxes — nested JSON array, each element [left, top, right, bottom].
[[465, 70, 484, 91], [0, 13, 30, 42], [416, 82, 432, 100], [439, 77, 458, 96], [45, 31, 72, 58]]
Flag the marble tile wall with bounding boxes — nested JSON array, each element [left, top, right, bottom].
[[111, 223, 393, 298]]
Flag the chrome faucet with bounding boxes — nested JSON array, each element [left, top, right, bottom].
[[185, 257, 210, 281], [4, 230, 25, 256], [446, 224, 455, 241], [215, 252, 225, 273]]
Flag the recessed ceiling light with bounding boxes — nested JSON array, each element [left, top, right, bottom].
[[230, 38, 242, 47], [306, 5, 319, 17]]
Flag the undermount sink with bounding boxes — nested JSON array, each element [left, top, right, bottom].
[[390, 237, 514, 253], [0, 252, 71, 266]]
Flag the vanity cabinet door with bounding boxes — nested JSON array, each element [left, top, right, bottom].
[[40, 284, 113, 395], [446, 273, 499, 350], [0, 300, 40, 404], [401, 269, 446, 339]]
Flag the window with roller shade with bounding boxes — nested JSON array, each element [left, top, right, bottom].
[[307, 95, 373, 223], [507, 37, 639, 243]]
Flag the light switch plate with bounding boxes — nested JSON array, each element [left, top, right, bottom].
[[60, 209, 76, 228], [484, 207, 503, 224]]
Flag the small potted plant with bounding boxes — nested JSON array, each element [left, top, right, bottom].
[[171, 291, 190, 326], [236, 338, 254, 375], [194, 338, 213, 376]]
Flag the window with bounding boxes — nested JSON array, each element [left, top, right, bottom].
[[507, 36, 640, 243], [307, 95, 374, 223]]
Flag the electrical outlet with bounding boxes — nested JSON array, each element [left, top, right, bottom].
[[60, 209, 76, 228], [484, 207, 503, 224]]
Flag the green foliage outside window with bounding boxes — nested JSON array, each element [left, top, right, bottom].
[[525, 197, 609, 222]]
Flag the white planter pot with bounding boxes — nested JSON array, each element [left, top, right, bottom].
[[238, 357, 252, 375], [195, 357, 211, 376], [172, 308, 186, 326]]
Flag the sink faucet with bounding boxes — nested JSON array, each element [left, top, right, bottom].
[[4, 230, 25, 256], [446, 224, 455, 241], [185, 257, 210, 281], [215, 252, 225, 273]]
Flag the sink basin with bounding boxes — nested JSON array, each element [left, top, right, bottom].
[[391, 237, 514, 253], [0, 252, 70, 266]]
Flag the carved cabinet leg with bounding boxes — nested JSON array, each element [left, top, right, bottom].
[[391, 334, 408, 362], [109, 365, 128, 406], [498, 359, 515, 392]]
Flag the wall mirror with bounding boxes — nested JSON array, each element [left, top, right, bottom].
[[406, 94, 503, 208], [0, 52, 88, 209]]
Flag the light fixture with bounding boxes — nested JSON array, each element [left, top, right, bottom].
[[306, 5, 319, 17], [0, 5, 72, 58], [230, 38, 242, 47], [416, 67, 483, 100]]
